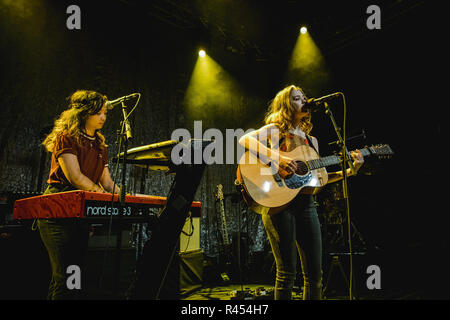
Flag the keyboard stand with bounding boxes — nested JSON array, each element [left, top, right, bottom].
[[133, 139, 210, 299]]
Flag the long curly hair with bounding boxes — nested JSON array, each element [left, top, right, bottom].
[[42, 90, 108, 152], [264, 85, 313, 136]]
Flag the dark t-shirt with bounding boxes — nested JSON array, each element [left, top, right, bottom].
[[47, 132, 108, 187]]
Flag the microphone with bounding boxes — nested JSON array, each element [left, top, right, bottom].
[[105, 93, 139, 109], [305, 92, 341, 108]]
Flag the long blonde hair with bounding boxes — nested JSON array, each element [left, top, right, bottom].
[[264, 85, 313, 136], [42, 90, 108, 152]]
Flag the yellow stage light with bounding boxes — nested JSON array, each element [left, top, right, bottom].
[[300, 26, 307, 34], [286, 27, 330, 95], [184, 52, 242, 128], [199, 50, 206, 58]]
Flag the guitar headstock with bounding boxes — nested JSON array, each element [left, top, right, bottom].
[[367, 144, 394, 160], [216, 184, 224, 201]]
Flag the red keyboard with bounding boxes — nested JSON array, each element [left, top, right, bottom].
[[13, 190, 201, 220]]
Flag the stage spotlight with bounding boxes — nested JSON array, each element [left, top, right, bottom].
[[300, 26, 307, 34], [184, 52, 242, 128], [287, 26, 330, 96], [199, 50, 206, 58]]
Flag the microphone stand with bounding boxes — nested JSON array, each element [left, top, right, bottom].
[[120, 101, 133, 204], [322, 101, 355, 179], [321, 101, 356, 300], [328, 129, 366, 146], [112, 101, 133, 296]]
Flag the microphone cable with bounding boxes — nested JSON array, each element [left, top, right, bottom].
[[339, 92, 355, 300]]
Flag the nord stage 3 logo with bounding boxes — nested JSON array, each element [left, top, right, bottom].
[[84, 201, 158, 220]]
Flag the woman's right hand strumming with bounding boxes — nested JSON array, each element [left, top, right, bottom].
[[278, 155, 298, 174], [238, 123, 298, 175]]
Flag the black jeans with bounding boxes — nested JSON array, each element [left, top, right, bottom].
[[37, 185, 89, 300], [262, 195, 323, 300]]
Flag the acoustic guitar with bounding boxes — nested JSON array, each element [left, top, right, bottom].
[[236, 144, 393, 215]]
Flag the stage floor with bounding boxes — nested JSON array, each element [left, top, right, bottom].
[[181, 283, 424, 300]]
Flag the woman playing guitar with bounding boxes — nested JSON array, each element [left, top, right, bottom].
[[238, 85, 364, 300]]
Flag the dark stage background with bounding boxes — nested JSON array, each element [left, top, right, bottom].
[[0, 0, 447, 299]]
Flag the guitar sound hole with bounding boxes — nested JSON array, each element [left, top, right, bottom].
[[295, 161, 309, 175]]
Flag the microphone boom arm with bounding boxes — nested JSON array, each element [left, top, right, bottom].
[[322, 101, 356, 176]]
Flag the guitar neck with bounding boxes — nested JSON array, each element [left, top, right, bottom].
[[307, 148, 371, 170], [220, 202, 230, 246]]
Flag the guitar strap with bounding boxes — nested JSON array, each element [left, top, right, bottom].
[[273, 134, 318, 154], [306, 134, 318, 154], [268, 123, 317, 154]]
